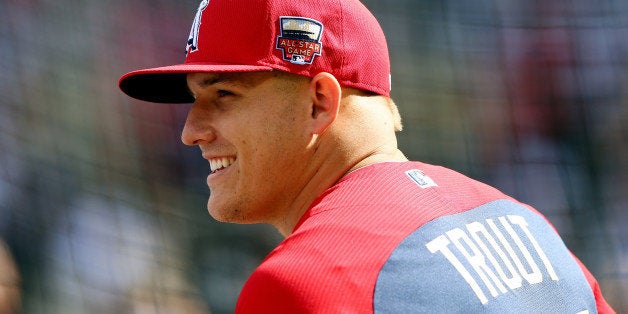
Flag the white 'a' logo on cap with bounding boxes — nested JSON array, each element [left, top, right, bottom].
[[186, 0, 210, 54]]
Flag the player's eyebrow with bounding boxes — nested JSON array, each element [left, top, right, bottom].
[[199, 74, 229, 87], [187, 72, 270, 99], [187, 73, 247, 98], [200, 73, 255, 88]]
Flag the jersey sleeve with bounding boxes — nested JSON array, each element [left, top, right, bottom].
[[235, 248, 376, 313], [235, 268, 309, 314], [570, 253, 616, 313]]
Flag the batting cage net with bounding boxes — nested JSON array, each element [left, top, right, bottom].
[[1, 0, 626, 313]]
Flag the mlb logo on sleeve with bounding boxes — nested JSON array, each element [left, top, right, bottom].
[[405, 169, 438, 189]]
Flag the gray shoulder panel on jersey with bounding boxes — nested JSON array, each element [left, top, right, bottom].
[[373, 199, 596, 313]]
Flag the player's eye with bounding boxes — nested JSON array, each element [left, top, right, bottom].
[[217, 89, 234, 98]]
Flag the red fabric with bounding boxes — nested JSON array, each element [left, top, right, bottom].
[[235, 162, 613, 313], [571, 254, 616, 314], [119, 0, 391, 103]]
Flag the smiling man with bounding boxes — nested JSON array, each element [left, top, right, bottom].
[[180, 70, 404, 235], [119, 0, 614, 312]]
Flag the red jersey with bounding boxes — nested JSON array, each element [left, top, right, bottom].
[[236, 161, 614, 313]]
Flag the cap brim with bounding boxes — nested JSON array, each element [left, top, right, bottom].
[[119, 63, 274, 103]]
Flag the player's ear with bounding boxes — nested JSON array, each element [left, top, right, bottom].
[[308, 72, 341, 134]]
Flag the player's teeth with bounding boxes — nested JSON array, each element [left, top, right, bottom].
[[210, 157, 235, 172]]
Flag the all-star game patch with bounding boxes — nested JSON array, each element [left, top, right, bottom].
[[276, 17, 323, 65]]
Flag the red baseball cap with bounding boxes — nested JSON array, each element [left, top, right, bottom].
[[119, 0, 391, 103]]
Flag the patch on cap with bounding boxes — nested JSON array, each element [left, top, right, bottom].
[[275, 17, 323, 65]]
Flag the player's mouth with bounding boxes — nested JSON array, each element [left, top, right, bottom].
[[209, 157, 236, 174]]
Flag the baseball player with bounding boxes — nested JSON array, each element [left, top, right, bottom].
[[119, 0, 615, 312]]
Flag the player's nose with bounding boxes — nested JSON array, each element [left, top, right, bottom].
[[181, 102, 216, 146]]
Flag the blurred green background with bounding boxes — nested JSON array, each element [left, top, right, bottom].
[[0, 0, 626, 313]]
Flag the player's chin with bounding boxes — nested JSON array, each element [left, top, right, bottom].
[[207, 201, 246, 223]]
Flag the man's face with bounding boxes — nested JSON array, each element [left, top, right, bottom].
[[183, 71, 312, 224]]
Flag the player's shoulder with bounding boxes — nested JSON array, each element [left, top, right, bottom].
[[339, 160, 498, 193], [236, 249, 371, 313], [235, 264, 304, 313]]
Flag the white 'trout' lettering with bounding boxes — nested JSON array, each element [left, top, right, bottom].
[[426, 215, 559, 304]]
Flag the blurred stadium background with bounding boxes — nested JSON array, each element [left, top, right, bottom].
[[1, 0, 626, 313]]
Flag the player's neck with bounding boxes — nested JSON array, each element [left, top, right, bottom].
[[345, 147, 408, 175], [270, 144, 407, 237]]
